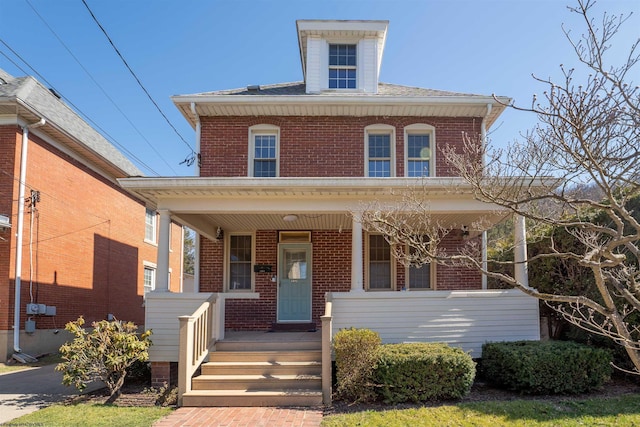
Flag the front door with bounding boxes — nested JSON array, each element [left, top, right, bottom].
[[277, 243, 312, 322]]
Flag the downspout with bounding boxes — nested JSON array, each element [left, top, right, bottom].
[[14, 118, 45, 353], [480, 104, 492, 290], [190, 102, 201, 292]]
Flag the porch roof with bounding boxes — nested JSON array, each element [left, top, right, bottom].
[[119, 177, 510, 241]]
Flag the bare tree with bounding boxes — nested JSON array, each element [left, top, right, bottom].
[[361, 0, 640, 373]]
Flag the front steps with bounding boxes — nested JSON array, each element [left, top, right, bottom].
[[181, 333, 323, 407]]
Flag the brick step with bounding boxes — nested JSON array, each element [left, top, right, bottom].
[[209, 350, 321, 363], [181, 389, 323, 407], [201, 360, 322, 376], [192, 374, 321, 390]]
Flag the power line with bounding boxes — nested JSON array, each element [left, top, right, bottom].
[[81, 0, 198, 166], [0, 38, 161, 176], [25, 0, 179, 175]]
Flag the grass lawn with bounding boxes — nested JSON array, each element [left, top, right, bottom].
[[322, 394, 640, 427], [0, 353, 63, 374], [9, 403, 173, 427]]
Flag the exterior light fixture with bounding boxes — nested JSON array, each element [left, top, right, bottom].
[[282, 214, 298, 222]]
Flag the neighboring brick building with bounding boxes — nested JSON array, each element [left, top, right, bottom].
[[0, 69, 182, 362]]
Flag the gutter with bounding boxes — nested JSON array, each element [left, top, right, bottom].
[[14, 118, 45, 354]]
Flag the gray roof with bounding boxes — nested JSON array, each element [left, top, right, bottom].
[[0, 69, 142, 178], [184, 81, 488, 98]]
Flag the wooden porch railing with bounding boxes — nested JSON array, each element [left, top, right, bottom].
[[177, 294, 217, 405], [321, 295, 333, 405]]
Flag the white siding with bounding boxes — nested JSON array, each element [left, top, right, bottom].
[[330, 289, 540, 358], [305, 36, 323, 93], [145, 292, 214, 362], [359, 38, 378, 93]]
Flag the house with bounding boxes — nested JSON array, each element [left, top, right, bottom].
[[0, 69, 183, 362], [119, 20, 540, 406]]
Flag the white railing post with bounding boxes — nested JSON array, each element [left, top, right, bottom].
[[178, 316, 194, 405], [321, 295, 333, 405]]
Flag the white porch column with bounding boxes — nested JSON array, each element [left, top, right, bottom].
[[351, 213, 364, 292], [156, 209, 171, 292], [514, 214, 529, 288]]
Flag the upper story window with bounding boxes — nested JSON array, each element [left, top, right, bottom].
[[329, 44, 356, 89], [404, 124, 435, 177], [249, 124, 280, 177], [144, 208, 156, 243], [365, 124, 395, 177], [227, 234, 254, 291]]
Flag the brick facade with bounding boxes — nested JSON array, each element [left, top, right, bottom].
[[0, 125, 182, 360], [199, 116, 481, 178]]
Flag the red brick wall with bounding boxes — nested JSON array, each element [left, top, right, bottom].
[[199, 229, 481, 330], [0, 126, 181, 332], [199, 116, 482, 178]]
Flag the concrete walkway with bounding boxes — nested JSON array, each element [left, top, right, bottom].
[[0, 363, 103, 424]]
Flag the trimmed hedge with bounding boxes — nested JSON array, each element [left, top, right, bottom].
[[374, 342, 476, 403], [333, 328, 381, 403], [481, 340, 612, 394]]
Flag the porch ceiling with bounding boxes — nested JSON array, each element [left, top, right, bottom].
[[118, 176, 511, 240]]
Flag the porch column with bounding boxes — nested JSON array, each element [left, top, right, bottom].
[[351, 213, 364, 292], [514, 214, 529, 288], [156, 209, 171, 292]]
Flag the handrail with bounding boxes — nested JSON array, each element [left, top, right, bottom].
[[320, 293, 333, 405], [177, 294, 217, 406]]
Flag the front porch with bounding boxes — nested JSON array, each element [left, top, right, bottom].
[[145, 288, 540, 407]]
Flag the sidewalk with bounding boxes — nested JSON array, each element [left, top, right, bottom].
[[0, 363, 102, 424]]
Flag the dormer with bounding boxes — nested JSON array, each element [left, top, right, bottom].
[[296, 20, 388, 94]]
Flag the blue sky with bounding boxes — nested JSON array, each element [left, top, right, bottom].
[[1, 0, 638, 177]]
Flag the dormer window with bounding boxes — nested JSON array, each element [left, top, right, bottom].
[[329, 44, 357, 89]]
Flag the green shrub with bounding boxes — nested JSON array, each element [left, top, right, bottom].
[[333, 327, 381, 403], [374, 342, 476, 403], [481, 340, 612, 394], [56, 316, 152, 403]]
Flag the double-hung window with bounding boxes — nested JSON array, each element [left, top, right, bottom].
[[144, 208, 156, 243], [405, 124, 435, 177], [228, 234, 253, 291], [367, 234, 393, 290], [249, 125, 279, 177], [365, 124, 395, 177], [329, 44, 356, 89], [143, 264, 156, 295], [407, 239, 432, 290]]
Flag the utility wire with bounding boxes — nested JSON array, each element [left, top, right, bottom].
[[81, 0, 198, 166], [25, 0, 179, 175], [0, 39, 161, 176]]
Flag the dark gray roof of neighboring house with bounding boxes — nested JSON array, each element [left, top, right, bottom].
[[184, 81, 488, 98], [0, 69, 142, 178]]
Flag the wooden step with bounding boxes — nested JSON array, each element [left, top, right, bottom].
[[192, 374, 321, 390], [215, 339, 321, 352], [209, 350, 321, 363], [201, 360, 322, 376], [182, 389, 323, 407]]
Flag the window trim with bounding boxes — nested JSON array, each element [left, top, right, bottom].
[[144, 208, 157, 245], [248, 124, 280, 177], [404, 124, 436, 177], [224, 232, 256, 292], [365, 233, 396, 291], [364, 124, 396, 177]]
